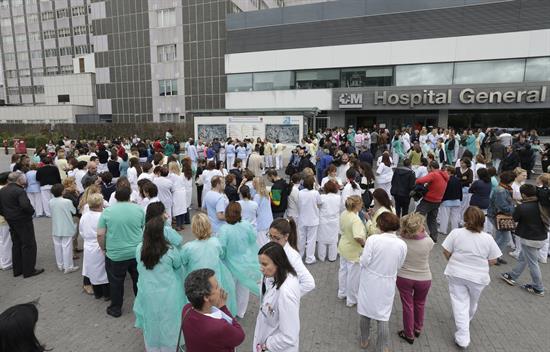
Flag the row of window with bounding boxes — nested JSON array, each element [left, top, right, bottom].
[[227, 57, 550, 92], [41, 5, 90, 21], [7, 85, 44, 95], [3, 44, 92, 62], [159, 113, 180, 122]]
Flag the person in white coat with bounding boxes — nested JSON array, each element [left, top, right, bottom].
[[358, 212, 407, 350], [254, 242, 301, 352], [79, 193, 110, 299], [126, 158, 142, 193], [297, 175, 322, 265], [317, 180, 341, 262], [285, 174, 301, 220], [152, 166, 175, 221], [442, 206, 501, 349], [167, 162, 188, 231], [0, 175, 12, 270], [340, 168, 363, 212], [375, 152, 394, 198], [268, 218, 315, 297]]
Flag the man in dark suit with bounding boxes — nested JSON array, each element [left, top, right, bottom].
[[0, 172, 44, 278]]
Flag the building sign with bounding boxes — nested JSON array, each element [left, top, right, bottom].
[[338, 93, 363, 108], [333, 85, 549, 110]]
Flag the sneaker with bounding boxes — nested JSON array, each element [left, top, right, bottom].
[[346, 302, 357, 308], [508, 251, 519, 259], [501, 273, 516, 286], [539, 258, 548, 264], [64, 266, 80, 274], [520, 284, 545, 297], [496, 258, 508, 265]]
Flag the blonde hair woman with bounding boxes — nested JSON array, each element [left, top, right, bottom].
[[78, 184, 103, 214], [167, 161, 188, 231], [180, 213, 237, 314], [509, 167, 527, 258], [396, 213, 434, 344], [252, 176, 273, 247], [337, 195, 367, 308]]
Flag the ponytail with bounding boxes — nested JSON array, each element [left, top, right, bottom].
[[346, 168, 358, 190], [269, 218, 298, 251]]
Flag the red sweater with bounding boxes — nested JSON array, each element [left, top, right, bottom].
[[182, 304, 245, 352], [416, 170, 449, 203]]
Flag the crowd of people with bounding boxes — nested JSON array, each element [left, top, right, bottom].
[[0, 125, 548, 351]]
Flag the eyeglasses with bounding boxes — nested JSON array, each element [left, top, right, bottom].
[[268, 233, 284, 242]]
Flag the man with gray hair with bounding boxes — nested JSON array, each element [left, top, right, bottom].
[[0, 171, 43, 278]]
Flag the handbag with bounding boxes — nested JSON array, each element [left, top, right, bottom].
[[176, 306, 193, 352], [495, 214, 516, 231]]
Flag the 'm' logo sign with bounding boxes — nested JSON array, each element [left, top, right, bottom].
[[338, 93, 363, 108]]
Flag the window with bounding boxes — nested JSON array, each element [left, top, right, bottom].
[[525, 57, 550, 82], [73, 25, 87, 35], [6, 120, 24, 124], [88, 24, 94, 34], [17, 52, 28, 61], [7, 87, 20, 95], [71, 5, 87, 16], [157, 44, 176, 62], [157, 8, 176, 27], [21, 86, 34, 94], [296, 69, 340, 89], [45, 48, 58, 57], [59, 47, 73, 56], [27, 14, 38, 23], [159, 113, 178, 122], [341, 67, 393, 87], [4, 53, 16, 61], [75, 45, 91, 54], [453, 59, 525, 84], [12, 0, 22, 6], [159, 79, 178, 96], [28, 32, 41, 41], [26, 0, 37, 5], [253, 71, 295, 91], [41, 11, 54, 21], [43, 30, 56, 39], [3, 35, 13, 45], [56, 8, 69, 19], [32, 68, 43, 76], [396, 63, 454, 86], [30, 50, 42, 59], [57, 28, 71, 37], [5, 70, 18, 78], [58, 94, 70, 103], [15, 33, 26, 43], [20, 69, 30, 77], [35, 86, 44, 94], [13, 16, 25, 25], [227, 73, 252, 92], [79, 57, 85, 72], [0, 1, 9, 10], [1, 18, 11, 27], [46, 66, 59, 75], [61, 65, 73, 73]]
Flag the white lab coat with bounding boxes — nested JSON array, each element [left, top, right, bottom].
[[153, 176, 175, 218], [253, 275, 301, 352], [182, 176, 193, 209], [318, 193, 340, 245], [79, 211, 108, 285], [357, 232, 407, 321], [285, 185, 300, 219], [340, 183, 363, 212], [127, 167, 139, 192], [167, 173, 188, 217], [284, 242, 315, 297], [297, 189, 321, 227]]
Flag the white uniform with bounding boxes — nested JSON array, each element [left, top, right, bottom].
[[285, 185, 300, 220], [317, 193, 341, 261], [340, 183, 363, 212], [357, 232, 407, 321], [127, 167, 139, 192], [297, 189, 322, 264], [153, 176, 175, 219], [182, 176, 193, 210], [0, 185, 12, 270], [167, 173, 188, 217], [79, 211, 108, 285], [375, 163, 394, 198], [253, 275, 301, 352], [284, 242, 315, 297]]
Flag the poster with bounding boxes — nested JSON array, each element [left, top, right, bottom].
[[197, 124, 227, 142], [228, 123, 264, 140], [265, 124, 300, 144]]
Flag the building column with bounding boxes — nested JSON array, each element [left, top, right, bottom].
[[438, 109, 449, 128]]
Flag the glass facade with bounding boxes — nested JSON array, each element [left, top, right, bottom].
[[227, 57, 550, 92], [454, 59, 525, 84]]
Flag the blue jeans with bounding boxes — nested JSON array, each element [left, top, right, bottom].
[[489, 218, 511, 253], [508, 244, 544, 291]]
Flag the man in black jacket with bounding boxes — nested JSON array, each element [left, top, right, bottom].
[[0, 172, 43, 278], [36, 156, 61, 217], [500, 145, 520, 172], [390, 158, 415, 217], [266, 170, 289, 219], [501, 184, 546, 296]]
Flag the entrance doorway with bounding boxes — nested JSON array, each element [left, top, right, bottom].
[[349, 111, 439, 131]]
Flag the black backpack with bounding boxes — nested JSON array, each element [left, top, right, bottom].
[[537, 186, 550, 208]]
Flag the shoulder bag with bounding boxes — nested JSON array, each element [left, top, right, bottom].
[[495, 214, 516, 231], [176, 306, 193, 352]]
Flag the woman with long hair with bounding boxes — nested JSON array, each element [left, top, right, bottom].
[[253, 242, 301, 352], [365, 188, 396, 237], [297, 175, 322, 265], [340, 168, 363, 211], [218, 202, 262, 319], [317, 180, 341, 262], [167, 161, 188, 231], [253, 176, 274, 248], [268, 218, 315, 296], [376, 152, 394, 197], [133, 216, 185, 352], [237, 185, 258, 229], [127, 157, 142, 192], [181, 158, 193, 224], [0, 302, 47, 352]]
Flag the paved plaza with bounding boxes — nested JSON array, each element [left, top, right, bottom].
[[1, 154, 550, 352]]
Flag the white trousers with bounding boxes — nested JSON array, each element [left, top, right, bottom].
[[317, 242, 338, 262], [298, 225, 318, 264], [539, 236, 549, 262], [226, 155, 235, 169], [448, 276, 486, 348], [52, 236, 74, 271], [438, 205, 461, 234], [337, 257, 360, 306], [275, 155, 283, 170], [256, 229, 269, 248], [264, 155, 273, 168], [27, 192, 43, 217], [0, 224, 12, 269], [40, 185, 53, 217], [459, 193, 472, 225], [235, 280, 250, 318]]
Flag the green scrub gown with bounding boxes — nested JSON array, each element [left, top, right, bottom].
[[133, 244, 185, 351], [179, 237, 237, 314], [218, 220, 262, 296]]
